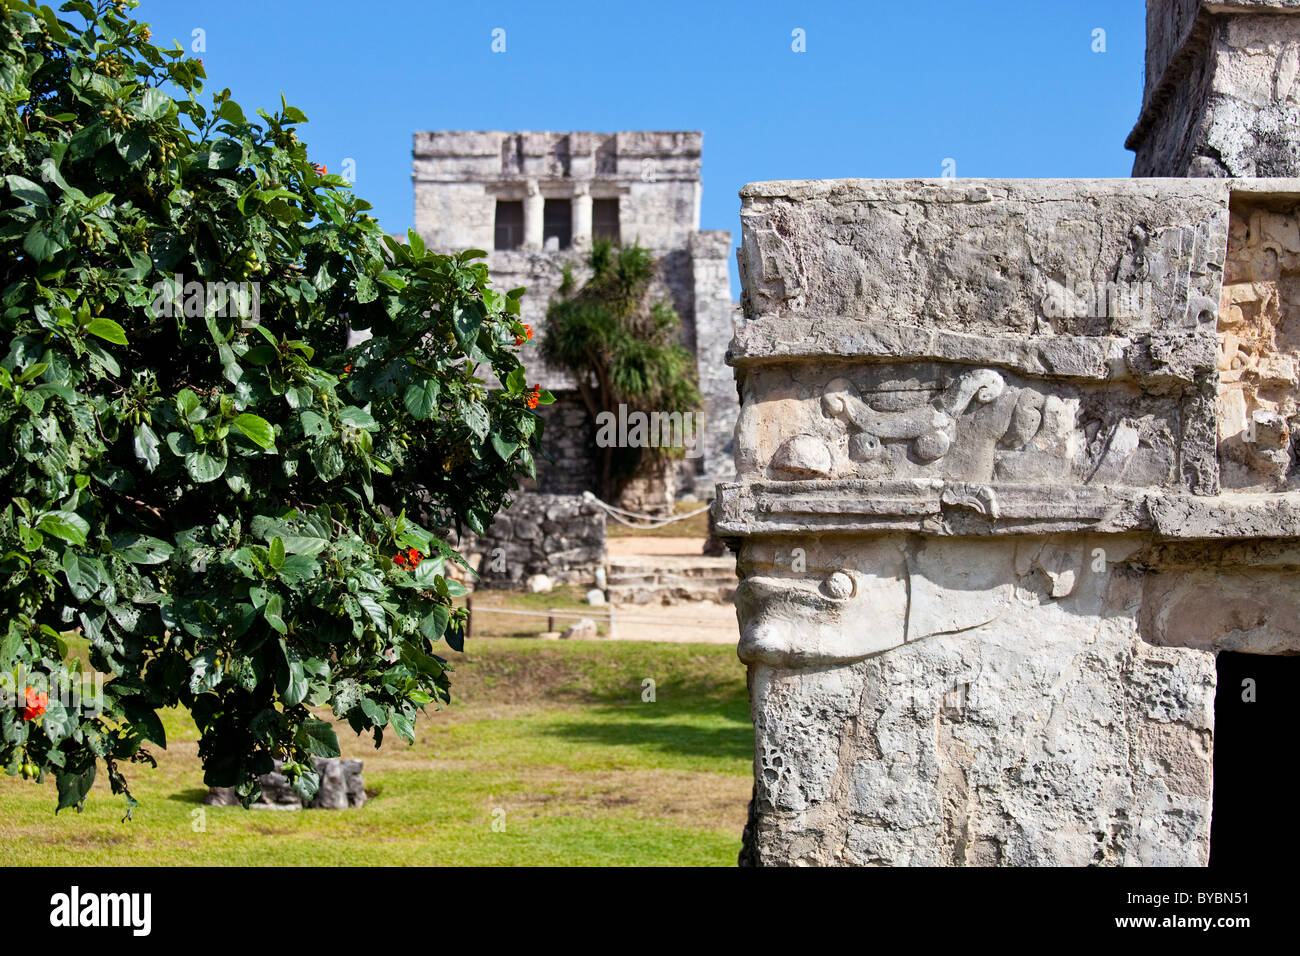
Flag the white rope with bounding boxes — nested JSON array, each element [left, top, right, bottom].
[[466, 605, 735, 629], [581, 491, 711, 528]]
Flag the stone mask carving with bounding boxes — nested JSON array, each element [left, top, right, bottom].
[[736, 567, 908, 667]]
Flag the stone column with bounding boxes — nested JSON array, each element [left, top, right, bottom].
[[689, 230, 736, 493], [1129, 0, 1300, 176], [572, 184, 593, 249], [714, 176, 1300, 866], [523, 179, 544, 250]]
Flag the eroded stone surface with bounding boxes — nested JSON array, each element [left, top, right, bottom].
[[742, 362, 1184, 489], [737, 178, 1227, 338], [1218, 195, 1300, 487], [739, 535, 1215, 867], [1131, 2, 1300, 176]]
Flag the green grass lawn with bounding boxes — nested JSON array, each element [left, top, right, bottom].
[[0, 639, 752, 866]]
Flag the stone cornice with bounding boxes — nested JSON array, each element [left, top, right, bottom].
[[713, 479, 1300, 542]]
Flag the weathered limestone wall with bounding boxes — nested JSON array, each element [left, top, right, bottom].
[[692, 232, 740, 492], [1218, 193, 1300, 488], [532, 392, 598, 496], [716, 177, 1300, 866], [413, 131, 702, 252], [1130, 1, 1300, 176], [455, 493, 606, 588], [738, 534, 1214, 866]]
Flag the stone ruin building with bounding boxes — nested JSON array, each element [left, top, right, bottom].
[[411, 130, 735, 587], [714, 0, 1300, 865]]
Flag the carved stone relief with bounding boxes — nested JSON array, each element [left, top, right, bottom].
[[749, 362, 1181, 489]]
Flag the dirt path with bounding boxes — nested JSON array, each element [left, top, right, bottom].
[[607, 536, 709, 558], [605, 599, 738, 644]]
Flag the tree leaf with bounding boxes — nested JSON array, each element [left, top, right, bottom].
[[451, 302, 482, 347], [265, 593, 289, 635], [189, 649, 222, 694], [309, 442, 344, 481], [85, 317, 127, 345], [23, 220, 65, 261], [37, 510, 89, 546], [185, 449, 227, 483], [207, 138, 242, 169], [139, 87, 172, 120], [133, 422, 160, 471], [459, 399, 490, 440], [123, 700, 167, 748], [299, 409, 331, 438], [279, 639, 307, 705], [419, 604, 450, 641], [337, 406, 377, 429], [389, 708, 415, 744], [298, 717, 340, 758], [112, 533, 173, 565], [55, 763, 96, 813], [116, 130, 150, 167], [490, 431, 519, 461], [6, 174, 50, 207], [356, 594, 388, 635], [231, 412, 275, 449], [403, 379, 438, 419], [358, 697, 387, 728]]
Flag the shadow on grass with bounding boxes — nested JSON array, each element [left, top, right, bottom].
[[167, 787, 211, 804], [582, 675, 750, 710], [543, 703, 754, 762]]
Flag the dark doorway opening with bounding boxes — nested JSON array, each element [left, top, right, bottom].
[[593, 198, 620, 243], [494, 200, 524, 250], [1210, 651, 1300, 867], [543, 198, 572, 250]]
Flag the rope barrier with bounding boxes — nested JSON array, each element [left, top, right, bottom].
[[465, 604, 736, 630], [580, 491, 711, 529]]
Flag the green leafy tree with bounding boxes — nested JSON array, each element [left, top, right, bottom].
[[540, 240, 700, 501], [0, 0, 552, 813]]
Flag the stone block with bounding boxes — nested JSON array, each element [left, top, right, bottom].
[[204, 758, 367, 810], [561, 618, 599, 640]]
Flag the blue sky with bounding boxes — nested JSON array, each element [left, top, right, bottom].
[[134, 0, 1147, 293]]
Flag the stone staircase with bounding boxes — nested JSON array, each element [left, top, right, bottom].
[[607, 554, 739, 605]]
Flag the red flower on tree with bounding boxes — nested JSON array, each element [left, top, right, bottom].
[[393, 547, 423, 570], [312, 163, 327, 176], [20, 687, 48, 721], [526, 384, 541, 410], [514, 324, 533, 347]]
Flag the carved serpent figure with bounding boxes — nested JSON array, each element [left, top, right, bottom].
[[822, 368, 1006, 462]]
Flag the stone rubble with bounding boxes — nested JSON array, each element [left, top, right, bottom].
[[204, 758, 367, 811]]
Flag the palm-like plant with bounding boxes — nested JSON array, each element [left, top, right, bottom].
[[541, 241, 701, 500]]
